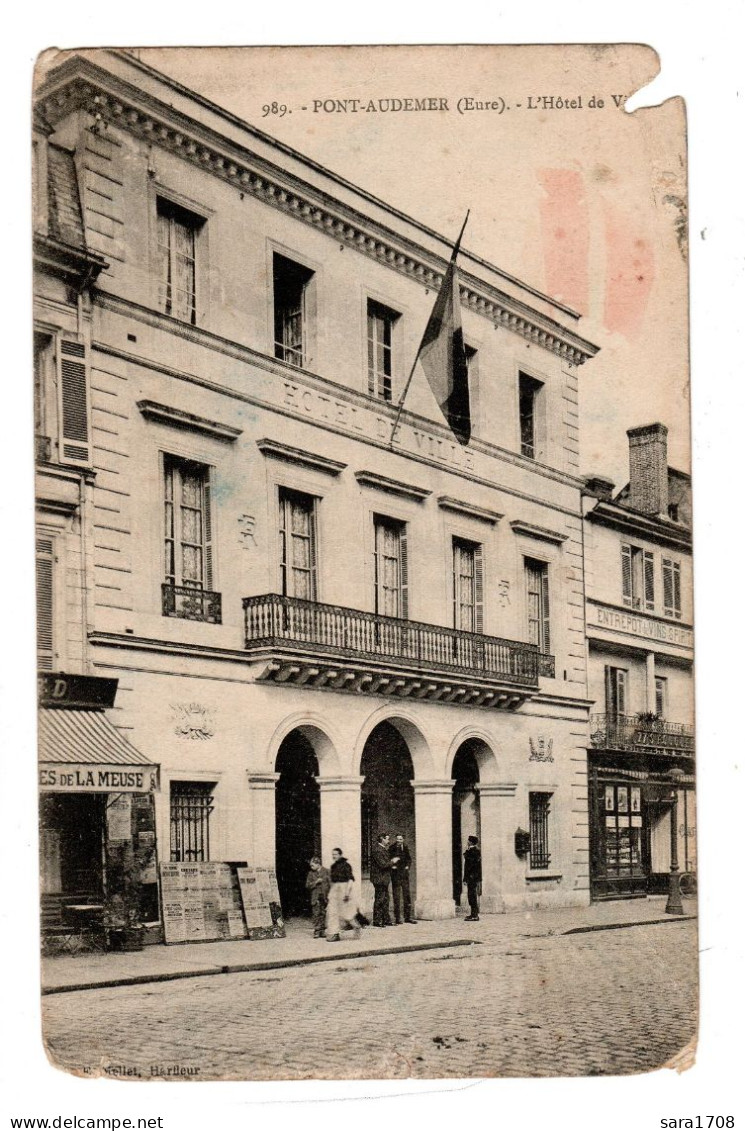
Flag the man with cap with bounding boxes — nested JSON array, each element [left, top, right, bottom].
[[463, 834, 482, 921], [389, 833, 416, 924], [370, 832, 394, 927]]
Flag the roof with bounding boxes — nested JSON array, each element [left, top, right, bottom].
[[38, 708, 153, 766], [46, 143, 85, 249]]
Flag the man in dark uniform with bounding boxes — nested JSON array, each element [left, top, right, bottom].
[[463, 834, 482, 921], [389, 833, 417, 924], [370, 832, 394, 927]]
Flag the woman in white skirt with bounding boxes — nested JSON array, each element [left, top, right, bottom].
[[326, 847, 365, 941]]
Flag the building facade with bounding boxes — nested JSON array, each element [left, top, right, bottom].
[[582, 424, 695, 901], [34, 50, 602, 936]]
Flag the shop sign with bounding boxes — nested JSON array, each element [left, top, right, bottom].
[[589, 602, 693, 649], [39, 763, 158, 792], [38, 673, 118, 709]]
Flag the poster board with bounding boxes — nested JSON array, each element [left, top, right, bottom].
[[160, 862, 248, 944], [236, 866, 286, 939]]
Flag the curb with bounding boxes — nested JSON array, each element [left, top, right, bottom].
[[564, 915, 697, 935], [41, 937, 482, 996]]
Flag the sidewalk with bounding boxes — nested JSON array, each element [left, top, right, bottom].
[[41, 895, 696, 995]]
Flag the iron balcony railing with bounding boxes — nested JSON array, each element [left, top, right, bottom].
[[590, 712, 695, 754], [243, 593, 554, 685], [162, 583, 222, 625]]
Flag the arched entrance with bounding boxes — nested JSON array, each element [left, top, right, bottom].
[[360, 721, 416, 898], [451, 742, 481, 906], [275, 731, 320, 917]]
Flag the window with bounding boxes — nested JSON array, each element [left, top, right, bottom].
[[662, 558, 682, 620], [529, 792, 552, 869], [170, 782, 215, 862], [519, 372, 544, 459], [525, 558, 550, 653], [453, 538, 483, 633], [621, 544, 654, 611], [157, 198, 202, 324], [668, 502, 679, 522], [374, 516, 408, 618], [602, 784, 644, 879], [279, 489, 317, 600], [367, 299, 400, 402], [36, 536, 55, 671], [655, 676, 668, 719], [274, 253, 314, 367], [34, 332, 52, 462], [163, 455, 220, 622], [605, 666, 627, 720]]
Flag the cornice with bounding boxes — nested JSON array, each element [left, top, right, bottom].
[[37, 62, 598, 368], [586, 501, 692, 552], [33, 232, 109, 287], [137, 399, 242, 442], [354, 470, 431, 502], [437, 496, 503, 525], [256, 438, 347, 476], [510, 519, 567, 545]]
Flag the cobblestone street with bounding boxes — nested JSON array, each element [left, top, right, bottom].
[[42, 917, 697, 1081]]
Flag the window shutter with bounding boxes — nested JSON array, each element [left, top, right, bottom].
[[616, 669, 626, 716], [36, 537, 55, 671], [308, 498, 318, 601], [399, 525, 409, 619], [643, 551, 655, 611], [672, 561, 681, 620], [451, 541, 459, 629], [621, 544, 632, 606], [203, 470, 213, 590], [473, 545, 484, 634], [58, 339, 90, 465], [540, 566, 550, 654], [662, 558, 674, 617]]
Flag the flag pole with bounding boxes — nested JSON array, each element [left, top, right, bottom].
[[389, 210, 470, 449]]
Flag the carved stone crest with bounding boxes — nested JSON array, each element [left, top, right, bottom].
[[529, 735, 554, 762], [172, 702, 215, 740]]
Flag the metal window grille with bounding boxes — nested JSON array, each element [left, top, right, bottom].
[[170, 782, 215, 862], [529, 792, 551, 869]]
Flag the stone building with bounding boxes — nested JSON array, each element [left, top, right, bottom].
[[33, 49, 601, 934], [582, 424, 695, 901]]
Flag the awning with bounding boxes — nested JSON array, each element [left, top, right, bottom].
[[38, 708, 159, 793]]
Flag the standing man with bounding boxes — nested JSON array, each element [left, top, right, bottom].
[[463, 834, 482, 921], [389, 833, 417, 924], [370, 832, 394, 927], [305, 855, 330, 939]]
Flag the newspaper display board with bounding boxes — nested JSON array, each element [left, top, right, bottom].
[[236, 866, 286, 939], [160, 862, 248, 944]]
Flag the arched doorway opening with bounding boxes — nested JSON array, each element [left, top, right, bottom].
[[275, 731, 320, 917], [452, 742, 481, 907], [360, 721, 416, 900]]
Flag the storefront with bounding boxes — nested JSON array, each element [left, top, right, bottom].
[[588, 755, 696, 901], [38, 674, 160, 950]]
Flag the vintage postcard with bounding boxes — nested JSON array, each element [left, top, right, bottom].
[[32, 43, 696, 1082]]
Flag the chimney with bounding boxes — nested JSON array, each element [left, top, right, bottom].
[[582, 475, 615, 502], [627, 423, 669, 516]]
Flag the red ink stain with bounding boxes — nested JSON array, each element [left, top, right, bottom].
[[538, 169, 590, 314], [603, 202, 655, 338]]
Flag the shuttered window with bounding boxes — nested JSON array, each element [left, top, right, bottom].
[[605, 665, 627, 719], [279, 489, 317, 601], [164, 456, 212, 590], [525, 558, 550, 654], [655, 676, 668, 718], [58, 338, 90, 465], [453, 538, 484, 633], [662, 558, 682, 620], [622, 544, 655, 611], [36, 537, 55, 671], [374, 516, 408, 619], [157, 198, 200, 324]]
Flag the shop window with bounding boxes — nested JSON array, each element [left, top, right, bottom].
[[662, 557, 682, 620], [602, 784, 644, 878], [279, 488, 318, 601], [274, 253, 314, 368], [367, 299, 400, 402], [156, 197, 203, 325], [519, 372, 544, 460], [170, 781, 215, 862], [529, 792, 552, 869], [374, 515, 408, 619], [622, 544, 654, 611], [453, 538, 483, 634], [163, 455, 221, 623], [524, 557, 550, 654]]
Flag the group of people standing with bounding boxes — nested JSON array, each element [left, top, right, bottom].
[[304, 832, 483, 940]]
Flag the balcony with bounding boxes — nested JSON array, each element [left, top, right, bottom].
[[243, 593, 553, 708], [589, 712, 694, 756], [162, 583, 222, 624]]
